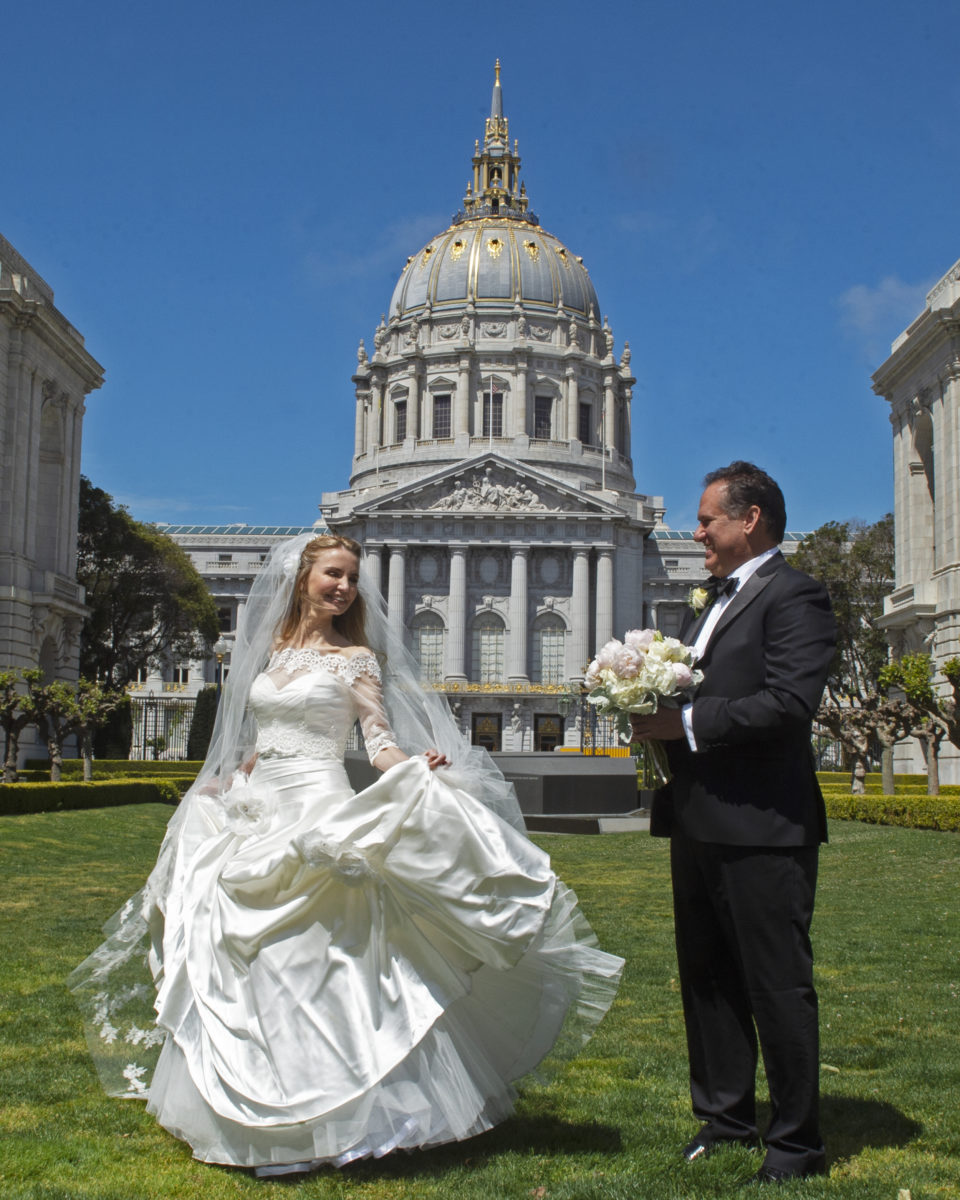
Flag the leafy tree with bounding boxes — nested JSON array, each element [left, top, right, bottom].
[[78, 477, 220, 685], [0, 668, 42, 782], [73, 679, 125, 779], [878, 653, 960, 796], [792, 514, 894, 704], [32, 679, 78, 782], [794, 515, 896, 789]]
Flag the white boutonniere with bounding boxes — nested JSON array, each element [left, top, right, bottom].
[[687, 586, 711, 614]]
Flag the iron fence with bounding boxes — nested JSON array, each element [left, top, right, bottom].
[[130, 695, 197, 760]]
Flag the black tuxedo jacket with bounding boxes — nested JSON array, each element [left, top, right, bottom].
[[651, 552, 836, 847]]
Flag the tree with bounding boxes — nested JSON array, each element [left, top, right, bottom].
[[0, 668, 42, 782], [78, 477, 220, 685], [793, 515, 896, 789], [73, 679, 125, 779], [878, 653, 960, 796], [792, 514, 894, 705], [32, 679, 78, 782]]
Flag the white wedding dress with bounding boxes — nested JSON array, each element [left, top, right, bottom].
[[74, 648, 623, 1173]]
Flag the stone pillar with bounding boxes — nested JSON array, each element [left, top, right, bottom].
[[387, 545, 406, 636], [565, 368, 578, 441], [408, 363, 420, 440], [354, 390, 366, 459], [604, 378, 616, 458], [445, 546, 467, 680], [507, 546, 529, 681], [570, 548, 590, 679], [367, 381, 383, 456], [455, 356, 471, 437], [365, 547, 383, 599], [596, 548, 614, 648]]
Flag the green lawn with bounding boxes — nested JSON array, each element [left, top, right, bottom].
[[1, 807, 957, 1199]]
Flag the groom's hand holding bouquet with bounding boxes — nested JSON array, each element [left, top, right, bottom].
[[583, 629, 702, 787]]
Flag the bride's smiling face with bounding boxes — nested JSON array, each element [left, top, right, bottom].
[[302, 548, 360, 617]]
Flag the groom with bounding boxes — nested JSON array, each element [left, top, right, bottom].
[[632, 462, 836, 1185]]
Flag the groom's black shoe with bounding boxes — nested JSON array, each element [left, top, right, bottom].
[[683, 1130, 756, 1162], [742, 1159, 827, 1185]]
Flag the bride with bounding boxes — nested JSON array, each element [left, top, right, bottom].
[[69, 533, 623, 1175]]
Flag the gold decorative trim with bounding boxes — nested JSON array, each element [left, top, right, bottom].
[[450, 239, 466, 262], [420, 245, 435, 269], [555, 247, 570, 269], [523, 240, 540, 263], [486, 237, 504, 260]]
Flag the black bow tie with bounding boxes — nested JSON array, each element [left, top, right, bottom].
[[705, 575, 738, 600]]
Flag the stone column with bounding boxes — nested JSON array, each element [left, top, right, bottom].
[[408, 363, 420, 440], [507, 546, 529, 681], [354, 389, 366, 459], [445, 546, 467, 680], [570, 548, 590, 679], [455, 356, 471, 437], [365, 547, 383, 599], [387, 545, 406, 637], [596, 548, 614, 648], [604, 379, 616, 457], [565, 367, 578, 441], [367, 380, 383, 456]]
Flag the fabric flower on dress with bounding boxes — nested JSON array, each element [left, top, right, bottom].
[[294, 832, 377, 886], [221, 773, 275, 834]]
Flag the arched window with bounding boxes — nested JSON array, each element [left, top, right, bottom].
[[412, 611, 445, 682], [470, 613, 505, 683], [532, 613, 566, 684]]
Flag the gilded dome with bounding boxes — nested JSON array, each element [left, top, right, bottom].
[[390, 220, 599, 319]]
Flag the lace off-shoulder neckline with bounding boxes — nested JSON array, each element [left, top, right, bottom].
[[268, 646, 382, 684]]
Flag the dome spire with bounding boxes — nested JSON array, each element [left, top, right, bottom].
[[490, 58, 503, 119], [456, 61, 538, 226]]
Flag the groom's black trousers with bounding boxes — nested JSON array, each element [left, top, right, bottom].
[[669, 831, 824, 1173]]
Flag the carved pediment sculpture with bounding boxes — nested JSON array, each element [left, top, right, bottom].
[[430, 466, 556, 512]]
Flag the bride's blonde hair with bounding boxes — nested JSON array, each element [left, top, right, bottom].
[[276, 534, 368, 647]]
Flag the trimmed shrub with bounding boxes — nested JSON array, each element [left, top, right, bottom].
[[93, 694, 133, 759], [0, 778, 180, 816], [187, 686, 218, 762], [823, 790, 960, 832], [23, 758, 202, 778]]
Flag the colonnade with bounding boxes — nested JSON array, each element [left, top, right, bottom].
[[372, 542, 616, 681]]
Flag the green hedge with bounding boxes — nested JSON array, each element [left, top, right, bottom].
[[23, 758, 203, 778], [823, 790, 960, 832], [0, 779, 181, 816], [817, 770, 960, 792]]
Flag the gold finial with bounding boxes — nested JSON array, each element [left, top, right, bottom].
[[495, 59, 501, 85]]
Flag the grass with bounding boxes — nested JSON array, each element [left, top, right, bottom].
[[0, 808, 958, 1200]]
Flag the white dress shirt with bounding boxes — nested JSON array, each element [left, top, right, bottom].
[[681, 546, 780, 752]]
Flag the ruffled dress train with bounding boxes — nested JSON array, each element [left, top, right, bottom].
[[70, 652, 623, 1172]]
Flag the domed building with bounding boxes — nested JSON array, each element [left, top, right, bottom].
[[321, 64, 665, 751]]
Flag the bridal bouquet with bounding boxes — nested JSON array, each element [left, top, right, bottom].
[[584, 629, 703, 788]]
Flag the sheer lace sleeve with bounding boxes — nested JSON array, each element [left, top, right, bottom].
[[348, 654, 400, 764]]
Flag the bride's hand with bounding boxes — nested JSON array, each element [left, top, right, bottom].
[[422, 748, 449, 771]]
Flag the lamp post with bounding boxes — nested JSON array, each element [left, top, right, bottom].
[[213, 636, 231, 699]]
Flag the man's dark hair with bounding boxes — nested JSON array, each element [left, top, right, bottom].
[[703, 461, 786, 543]]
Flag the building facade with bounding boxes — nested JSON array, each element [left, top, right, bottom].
[[0, 234, 103, 683], [874, 254, 960, 779], [319, 65, 661, 750], [141, 69, 809, 758]]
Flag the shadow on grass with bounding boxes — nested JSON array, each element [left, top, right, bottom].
[[255, 1109, 623, 1186], [821, 1094, 922, 1162]]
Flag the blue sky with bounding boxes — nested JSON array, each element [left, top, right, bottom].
[[5, 0, 958, 532]]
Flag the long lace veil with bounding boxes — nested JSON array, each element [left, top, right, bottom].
[[68, 532, 525, 1096]]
